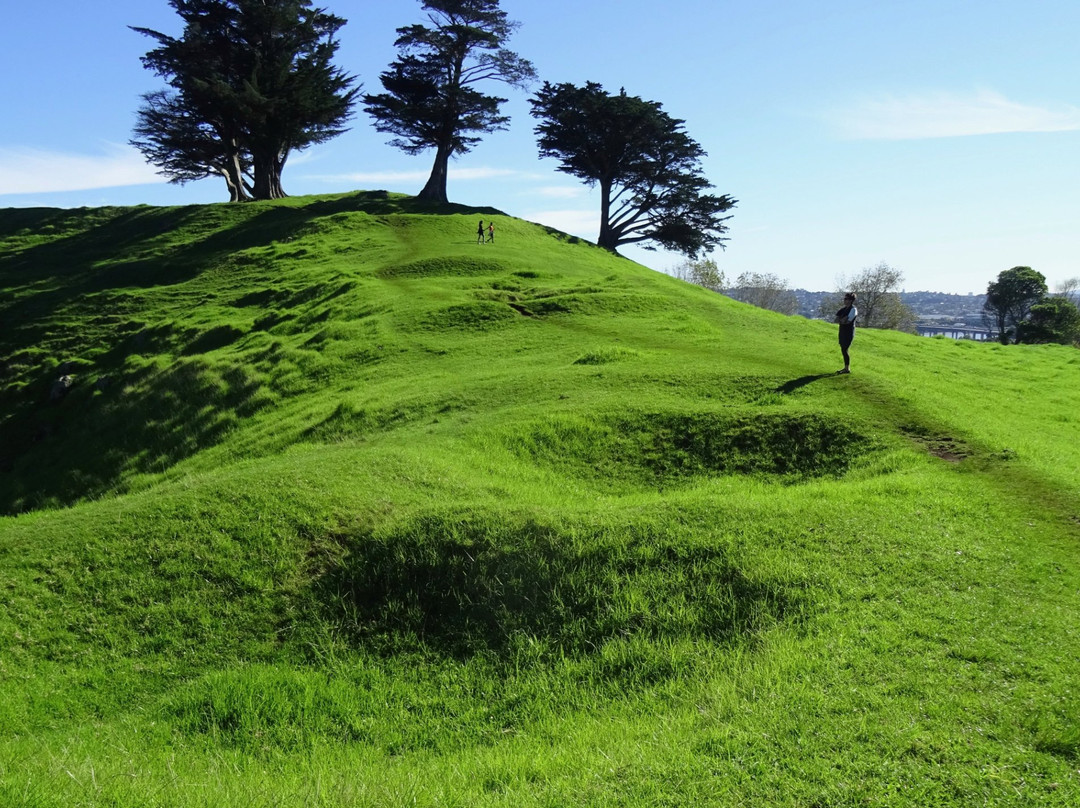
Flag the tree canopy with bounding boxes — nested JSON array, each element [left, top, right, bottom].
[[529, 81, 735, 258], [982, 266, 1048, 343], [1017, 296, 1080, 346], [131, 0, 359, 201], [362, 0, 535, 204]]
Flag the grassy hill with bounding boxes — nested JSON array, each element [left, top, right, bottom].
[[2, 191, 1078, 806]]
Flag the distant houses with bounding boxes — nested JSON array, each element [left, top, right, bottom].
[[793, 290, 991, 339], [916, 324, 993, 341]]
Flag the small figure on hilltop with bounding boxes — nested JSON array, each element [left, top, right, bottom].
[[835, 292, 858, 374], [477, 219, 485, 244], [486, 221, 495, 243]]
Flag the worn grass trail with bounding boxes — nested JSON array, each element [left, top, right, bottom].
[[1, 192, 1078, 806]]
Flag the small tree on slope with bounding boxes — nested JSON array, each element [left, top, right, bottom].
[[982, 266, 1047, 344], [819, 262, 915, 331]]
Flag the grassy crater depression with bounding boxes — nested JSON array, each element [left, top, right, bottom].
[[509, 409, 874, 489]]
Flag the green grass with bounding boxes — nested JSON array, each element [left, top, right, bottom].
[[1, 191, 1079, 805]]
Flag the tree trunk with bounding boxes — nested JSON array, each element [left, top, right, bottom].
[[596, 178, 619, 252], [252, 151, 288, 200], [418, 144, 450, 204], [221, 152, 251, 202], [272, 152, 288, 199]]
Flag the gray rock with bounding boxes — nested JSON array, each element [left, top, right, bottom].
[[50, 375, 74, 402]]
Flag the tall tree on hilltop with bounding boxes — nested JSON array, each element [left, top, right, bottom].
[[132, 88, 251, 202], [131, 0, 359, 201], [982, 266, 1047, 343], [363, 0, 536, 204], [530, 81, 735, 258]]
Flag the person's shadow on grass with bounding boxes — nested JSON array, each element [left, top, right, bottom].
[[774, 373, 835, 394]]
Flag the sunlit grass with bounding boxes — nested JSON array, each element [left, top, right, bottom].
[[1, 192, 1079, 805]]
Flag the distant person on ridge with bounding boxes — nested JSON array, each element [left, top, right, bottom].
[[486, 221, 495, 243], [835, 292, 857, 374], [477, 219, 485, 244]]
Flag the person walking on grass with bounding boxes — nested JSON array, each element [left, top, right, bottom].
[[835, 292, 857, 374], [477, 219, 485, 244], [486, 221, 495, 243]]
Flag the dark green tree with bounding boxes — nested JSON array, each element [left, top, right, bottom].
[[530, 81, 735, 258], [1016, 297, 1080, 345], [132, 0, 359, 201], [982, 266, 1048, 343], [362, 0, 535, 204], [132, 88, 252, 203]]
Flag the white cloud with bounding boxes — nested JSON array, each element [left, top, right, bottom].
[[0, 144, 163, 195], [831, 89, 1080, 140]]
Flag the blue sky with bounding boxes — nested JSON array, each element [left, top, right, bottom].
[[2, 0, 1078, 294]]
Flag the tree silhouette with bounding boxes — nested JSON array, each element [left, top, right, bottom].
[[530, 81, 735, 258], [363, 0, 535, 204], [132, 0, 358, 201]]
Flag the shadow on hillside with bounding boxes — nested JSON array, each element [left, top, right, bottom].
[[774, 373, 835, 394], [0, 356, 270, 515], [0, 190, 521, 514], [316, 512, 799, 665], [0, 192, 507, 353]]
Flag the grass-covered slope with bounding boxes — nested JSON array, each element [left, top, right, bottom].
[[1, 192, 1079, 806]]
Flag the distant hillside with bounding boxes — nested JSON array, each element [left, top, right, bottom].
[[2, 192, 1078, 807], [794, 289, 987, 324]]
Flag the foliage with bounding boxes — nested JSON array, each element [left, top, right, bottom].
[[3, 195, 1080, 806], [820, 261, 916, 331], [1017, 295, 1080, 345], [132, 88, 253, 202], [131, 0, 359, 201], [671, 257, 725, 292], [362, 0, 536, 204], [982, 265, 1048, 344], [727, 271, 799, 315], [530, 81, 736, 258]]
